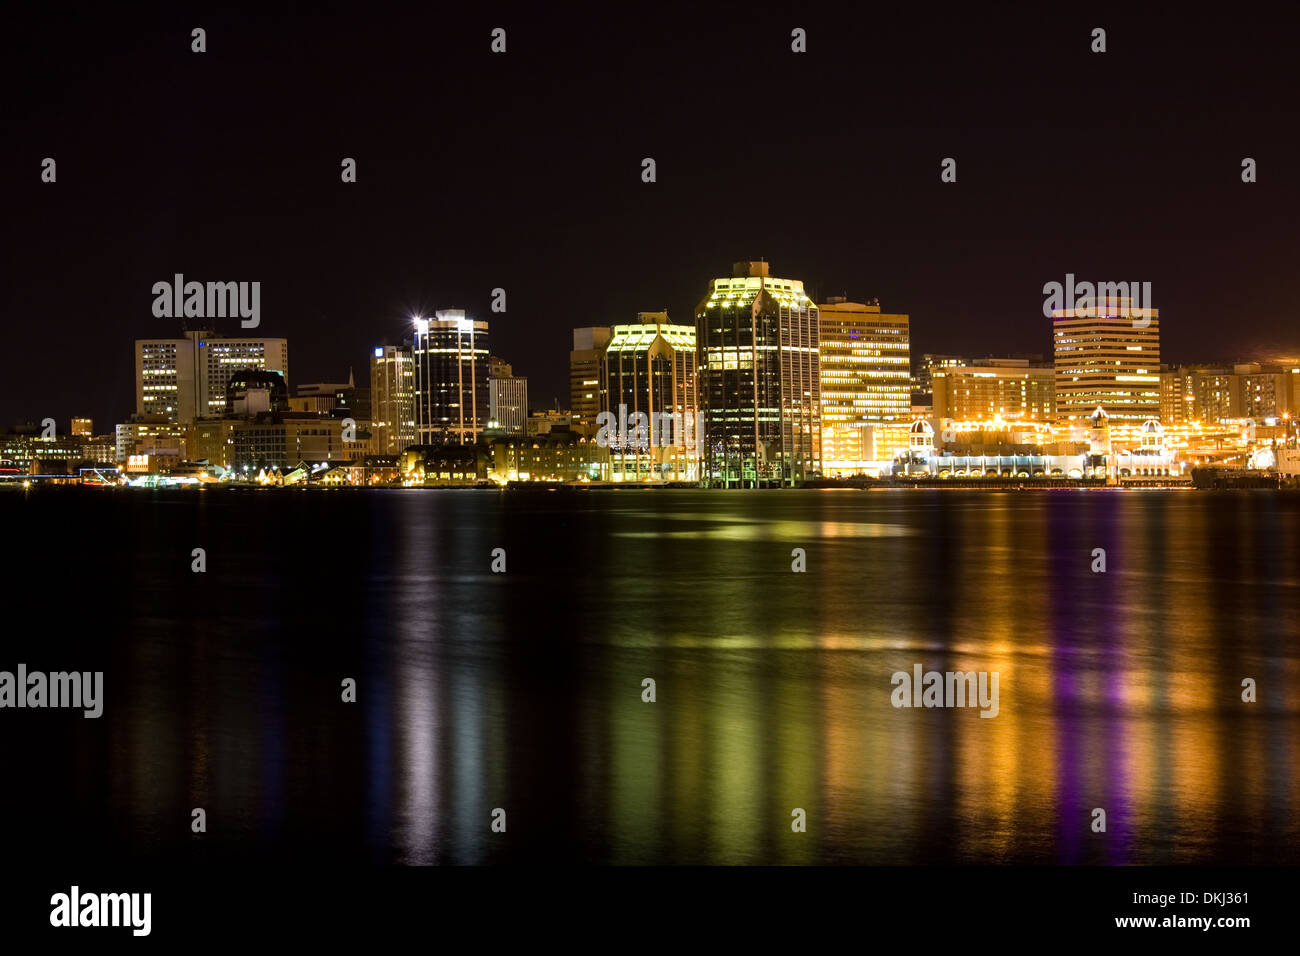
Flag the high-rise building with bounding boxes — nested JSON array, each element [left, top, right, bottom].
[[818, 298, 910, 474], [601, 312, 698, 481], [489, 374, 529, 436], [932, 359, 1057, 423], [695, 260, 820, 486], [913, 354, 967, 400], [570, 327, 612, 437], [70, 418, 93, 438], [370, 344, 416, 455], [413, 310, 489, 445], [1052, 297, 1160, 423], [135, 330, 289, 423]]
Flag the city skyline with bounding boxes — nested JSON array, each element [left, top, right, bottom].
[[6, 260, 1299, 488]]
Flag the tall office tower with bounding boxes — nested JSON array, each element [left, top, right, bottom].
[[931, 359, 1057, 423], [601, 312, 698, 481], [1052, 296, 1160, 423], [413, 309, 489, 445], [817, 297, 910, 474], [489, 374, 529, 435], [370, 344, 416, 454], [135, 330, 289, 422], [570, 327, 612, 436], [70, 418, 93, 437], [695, 260, 820, 487], [489, 356, 513, 379]]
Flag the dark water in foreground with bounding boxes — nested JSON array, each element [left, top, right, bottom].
[[2, 487, 1298, 865]]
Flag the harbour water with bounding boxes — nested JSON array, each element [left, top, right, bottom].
[[2, 487, 1297, 865]]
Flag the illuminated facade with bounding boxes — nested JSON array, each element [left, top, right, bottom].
[[1162, 362, 1300, 424], [932, 359, 1056, 423], [599, 313, 698, 481], [489, 374, 529, 436], [695, 260, 821, 487], [1052, 297, 1160, 423], [370, 344, 416, 454], [817, 298, 910, 475], [413, 310, 489, 445], [135, 330, 289, 423]]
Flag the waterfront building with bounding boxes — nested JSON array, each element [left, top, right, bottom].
[[818, 298, 910, 476], [1052, 296, 1160, 423], [413, 310, 489, 445], [695, 260, 820, 486], [600, 312, 698, 481]]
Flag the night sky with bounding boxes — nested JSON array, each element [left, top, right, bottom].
[[4, 3, 1298, 431]]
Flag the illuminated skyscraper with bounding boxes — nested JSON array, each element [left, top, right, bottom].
[[1052, 297, 1160, 423], [695, 260, 820, 486], [413, 310, 489, 445], [817, 298, 910, 474], [600, 312, 698, 481], [370, 343, 416, 454]]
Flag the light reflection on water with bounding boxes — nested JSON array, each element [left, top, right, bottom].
[[2, 488, 1297, 865]]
